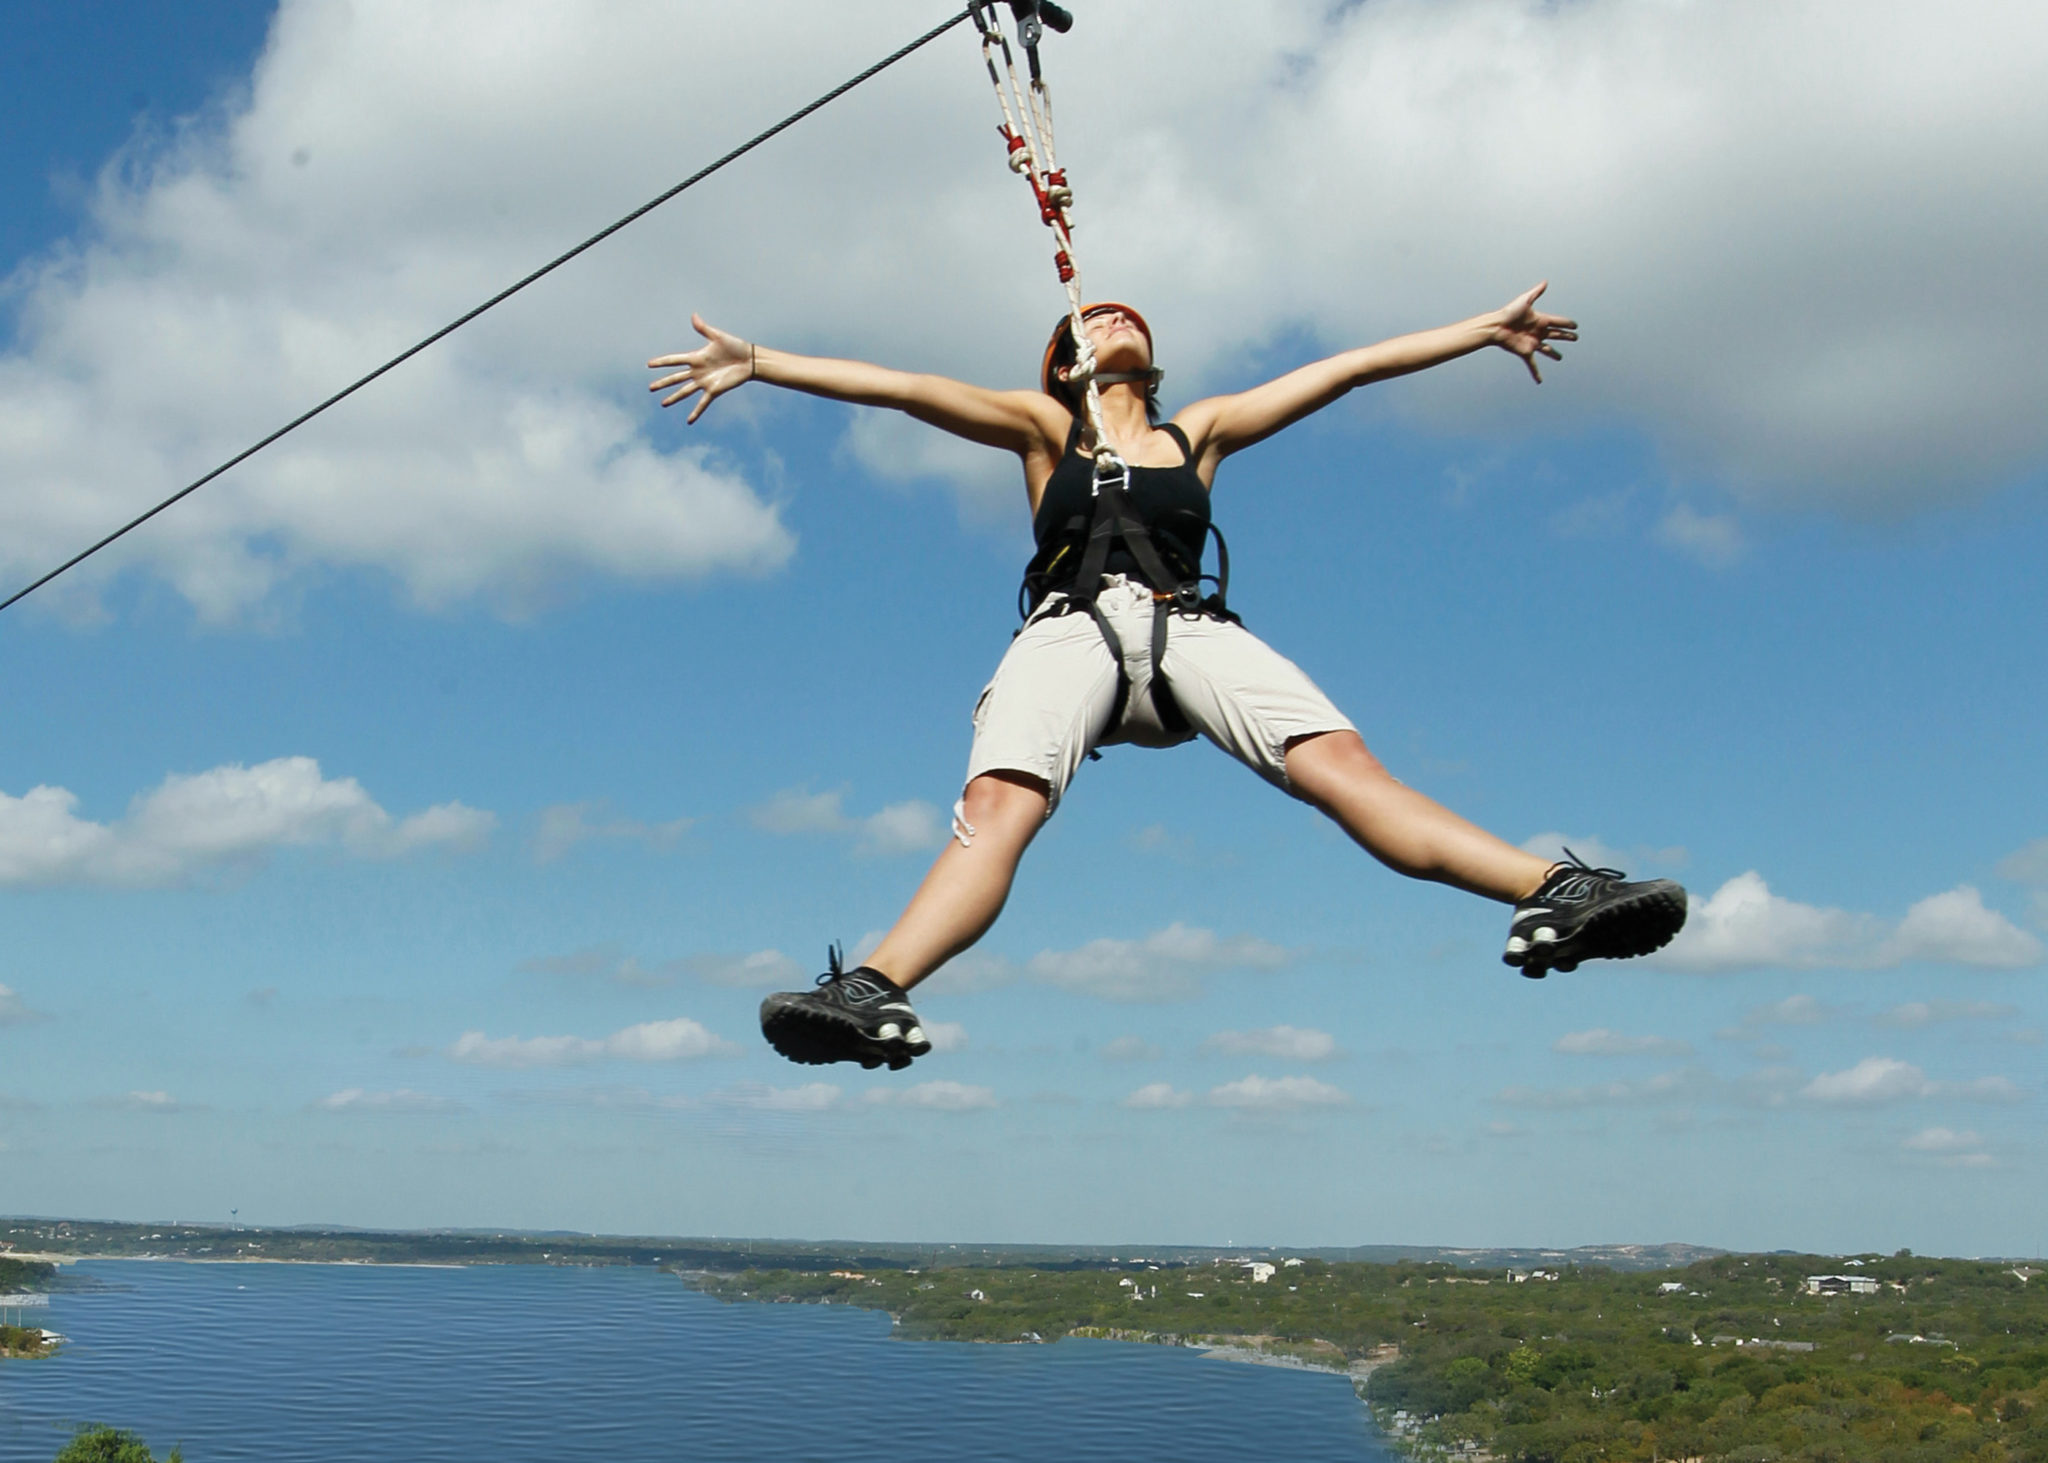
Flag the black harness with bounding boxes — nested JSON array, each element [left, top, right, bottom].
[[1018, 421, 1235, 737]]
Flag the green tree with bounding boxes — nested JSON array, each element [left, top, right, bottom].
[[52, 1425, 182, 1463]]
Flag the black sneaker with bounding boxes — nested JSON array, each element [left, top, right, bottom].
[[759, 944, 933, 1070], [1503, 850, 1688, 978]]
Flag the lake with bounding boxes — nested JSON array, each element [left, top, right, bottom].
[[0, 1261, 1396, 1461]]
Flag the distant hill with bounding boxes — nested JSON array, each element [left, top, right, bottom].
[[7, 1217, 1722, 1274]]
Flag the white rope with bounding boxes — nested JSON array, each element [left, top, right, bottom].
[[975, 8, 1121, 484]]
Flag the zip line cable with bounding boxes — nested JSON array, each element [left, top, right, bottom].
[[0, 6, 976, 618]]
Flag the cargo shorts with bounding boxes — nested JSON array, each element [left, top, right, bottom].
[[964, 576, 1355, 812]]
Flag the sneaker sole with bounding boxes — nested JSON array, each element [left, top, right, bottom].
[[759, 998, 932, 1071], [1506, 882, 1688, 980]]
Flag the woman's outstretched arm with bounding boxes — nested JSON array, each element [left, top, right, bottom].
[[649, 314, 1065, 457], [1176, 283, 1576, 472]]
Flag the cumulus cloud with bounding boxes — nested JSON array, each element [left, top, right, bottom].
[[747, 788, 946, 856], [0, 984, 44, 1027], [1519, 834, 1687, 872], [1997, 838, 2048, 886], [1553, 1028, 1692, 1058], [531, 802, 692, 863], [12, 1, 2045, 619], [316, 1088, 467, 1114], [1123, 1082, 1194, 1110], [518, 946, 685, 989], [1496, 1067, 1722, 1111], [447, 1018, 737, 1067], [708, 1081, 842, 1113], [1204, 1025, 1340, 1062], [519, 945, 806, 990], [1902, 1126, 1985, 1154], [1101, 1035, 1162, 1063], [922, 1021, 969, 1054], [1657, 873, 2041, 972], [684, 949, 806, 989], [863, 1079, 997, 1112], [1655, 505, 1745, 569], [96, 1090, 190, 1113], [0, 757, 491, 888], [1027, 923, 1291, 1004], [1876, 1000, 2019, 1029], [1801, 1057, 2024, 1106], [1207, 1074, 1350, 1111]]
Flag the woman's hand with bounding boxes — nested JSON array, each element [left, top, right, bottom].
[[647, 314, 754, 423], [1491, 282, 1577, 384]]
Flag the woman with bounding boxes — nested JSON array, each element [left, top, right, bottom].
[[647, 286, 1687, 1071]]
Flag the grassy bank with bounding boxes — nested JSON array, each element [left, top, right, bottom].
[[697, 1251, 2048, 1462]]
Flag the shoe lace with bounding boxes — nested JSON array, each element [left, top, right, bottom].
[[1559, 846, 1626, 882], [815, 941, 847, 987]]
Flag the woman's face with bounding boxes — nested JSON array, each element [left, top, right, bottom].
[[1082, 306, 1151, 371]]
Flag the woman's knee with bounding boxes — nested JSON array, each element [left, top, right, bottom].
[[961, 770, 1052, 827], [1283, 730, 1390, 801]]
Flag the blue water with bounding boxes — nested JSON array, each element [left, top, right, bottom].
[[0, 1262, 1392, 1462]]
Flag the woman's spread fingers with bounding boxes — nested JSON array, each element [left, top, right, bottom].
[[648, 370, 690, 391], [1539, 345, 1563, 361]]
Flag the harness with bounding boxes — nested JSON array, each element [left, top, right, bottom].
[[1019, 420, 1235, 737]]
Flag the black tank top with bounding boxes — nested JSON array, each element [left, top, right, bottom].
[[1030, 418, 1210, 590]]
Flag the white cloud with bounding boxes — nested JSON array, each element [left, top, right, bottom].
[[709, 1082, 842, 1113], [1207, 1074, 1350, 1111], [1027, 923, 1291, 1003], [0, 984, 42, 1027], [1876, 1000, 2019, 1029], [1204, 1025, 1341, 1062], [856, 801, 948, 857], [1101, 1035, 1162, 1063], [1732, 994, 1833, 1030], [96, 1090, 193, 1113], [685, 949, 805, 990], [1123, 1082, 1193, 1110], [1553, 1028, 1691, 1058], [447, 1017, 736, 1068], [1902, 1126, 1985, 1154], [1801, 1057, 2025, 1106], [746, 788, 945, 856], [1655, 505, 1744, 568], [1658, 873, 2041, 972], [1997, 838, 2048, 887], [863, 1080, 997, 1112], [1519, 834, 1687, 873], [749, 788, 853, 837], [920, 950, 1019, 995], [531, 802, 692, 863], [317, 1088, 466, 1114], [11, 2, 2043, 618], [1888, 887, 2044, 968], [0, 757, 492, 888], [922, 1021, 969, 1054], [1496, 1067, 1719, 1111]]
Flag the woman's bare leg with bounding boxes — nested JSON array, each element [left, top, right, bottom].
[[865, 771, 1050, 992], [1283, 731, 1552, 903]]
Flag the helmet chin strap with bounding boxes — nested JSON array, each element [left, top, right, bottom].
[[1087, 368, 1164, 387]]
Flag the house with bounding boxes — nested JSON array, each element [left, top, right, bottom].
[[1245, 1263, 1277, 1284], [1803, 1274, 1879, 1296]]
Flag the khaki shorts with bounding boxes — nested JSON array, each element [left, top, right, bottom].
[[965, 576, 1355, 811]]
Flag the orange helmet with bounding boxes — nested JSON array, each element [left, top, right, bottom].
[[1041, 301, 1155, 399]]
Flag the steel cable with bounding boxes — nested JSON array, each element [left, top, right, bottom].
[[0, 6, 975, 616]]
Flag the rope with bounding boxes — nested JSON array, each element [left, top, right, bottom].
[[0, 7, 977, 618], [971, 4, 1121, 487]]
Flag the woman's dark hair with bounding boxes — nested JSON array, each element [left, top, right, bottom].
[[1046, 317, 1161, 424]]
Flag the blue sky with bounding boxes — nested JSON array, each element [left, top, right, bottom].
[[2, 0, 2044, 1257]]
